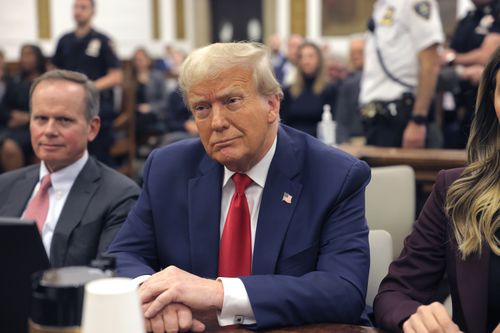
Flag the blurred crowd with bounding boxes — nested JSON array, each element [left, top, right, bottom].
[[0, 0, 498, 177]]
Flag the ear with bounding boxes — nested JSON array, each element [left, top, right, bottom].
[[87, 116, 101, 142], [266, 94, 281, 124]]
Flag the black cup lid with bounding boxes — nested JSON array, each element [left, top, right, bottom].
[[31, 266, 108, 327]]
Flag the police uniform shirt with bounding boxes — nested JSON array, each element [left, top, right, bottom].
[[53, 29, 120, 82], [360, 0, 444, 104], [450, 2, 500, 54], [52, 29, 120, 120]]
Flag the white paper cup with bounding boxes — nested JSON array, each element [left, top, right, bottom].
[[81, 278, 145, 333]]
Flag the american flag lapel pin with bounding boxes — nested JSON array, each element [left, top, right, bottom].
[[282, 192, 292, 204]]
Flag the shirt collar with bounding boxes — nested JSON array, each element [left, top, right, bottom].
[[39, 151, 89, 191], [223, 136, 277, 189]]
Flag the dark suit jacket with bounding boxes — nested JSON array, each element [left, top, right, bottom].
[[142, 70, 168, 118], [0, 157, 140, 267], [374, 167, 490, 333], [109, 125, 371, 329]]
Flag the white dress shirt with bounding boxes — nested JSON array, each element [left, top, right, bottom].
[[217, 136, 277, 326], [22, 151, 89, 255]]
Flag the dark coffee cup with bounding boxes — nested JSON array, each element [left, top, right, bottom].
[[29, 266, 108, 333]]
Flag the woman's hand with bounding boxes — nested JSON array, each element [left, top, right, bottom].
[[403, 302, 463, 333]]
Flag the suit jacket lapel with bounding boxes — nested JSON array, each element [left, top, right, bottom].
[[455, 244, 489, 333], [188, 155, 223, 278], [252, 127, 302, 275], [50, 158, 101, 265], [0, 167, 38, 217]]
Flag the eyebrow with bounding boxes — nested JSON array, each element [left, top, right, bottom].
[[190, 88, 245, 105]]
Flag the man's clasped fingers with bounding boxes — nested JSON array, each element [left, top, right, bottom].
[[143, 302, 206, 333]]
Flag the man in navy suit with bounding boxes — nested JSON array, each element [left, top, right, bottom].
[[108, 42, 371, 333]]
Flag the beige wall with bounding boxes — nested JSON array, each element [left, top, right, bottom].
[[0, 0, 472, 61]]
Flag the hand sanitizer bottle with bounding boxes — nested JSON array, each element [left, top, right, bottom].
[[317, 104, 336, 146]]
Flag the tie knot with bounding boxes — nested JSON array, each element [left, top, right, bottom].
[[232, 173, 252, 194], [39, 175, 52, 192]]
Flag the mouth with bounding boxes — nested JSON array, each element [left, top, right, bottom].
[[39, 143, 64, 151], [212, 137, 239, 149]]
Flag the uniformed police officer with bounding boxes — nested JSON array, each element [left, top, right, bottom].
[[360, 0, 444, 148], [52, 0, 123, 165], [440, 0, 500, 148]]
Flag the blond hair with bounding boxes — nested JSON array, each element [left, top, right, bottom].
[[445, 47, 500, 258], [178, 42, 283, 104]]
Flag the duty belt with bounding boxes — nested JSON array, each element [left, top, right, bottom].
[[360, 93, 414, 120]]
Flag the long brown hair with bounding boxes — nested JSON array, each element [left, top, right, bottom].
[[290, 41, 329, 98], [445, 47, 500, 258]]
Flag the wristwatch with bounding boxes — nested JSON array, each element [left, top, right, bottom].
[[410, 115, 427, 125], [445, 51, 456, 66]]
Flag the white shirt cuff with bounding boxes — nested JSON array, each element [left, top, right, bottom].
[[217, 277, 256, 326], [132, 275, 151, 287]]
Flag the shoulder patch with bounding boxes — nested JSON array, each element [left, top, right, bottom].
[[379, 6, 395, 26], [108, 40, 118, 55], [414, 1, 431, 20], [480, 14, 494, 30]]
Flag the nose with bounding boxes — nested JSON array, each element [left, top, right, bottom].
[[210, 103, 230, 132], [43, 119, 59, 137]]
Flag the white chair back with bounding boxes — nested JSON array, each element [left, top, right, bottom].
[[366, 165, 415, 258], [367, 229, 393, 307], [443, 295, 453, 316]]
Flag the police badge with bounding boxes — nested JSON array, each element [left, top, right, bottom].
[[86, 38, 101, 57], [414, 1, 431, 20]]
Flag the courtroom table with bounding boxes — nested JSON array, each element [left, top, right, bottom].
[[337, 145, 467, 191], [196, 311, 384, 333]]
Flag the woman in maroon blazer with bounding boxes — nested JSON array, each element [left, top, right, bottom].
[[374, 47, 500, 333]]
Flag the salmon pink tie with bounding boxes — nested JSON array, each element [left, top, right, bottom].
[[218, 173, 253, 277], [24, 175, 52, 233]]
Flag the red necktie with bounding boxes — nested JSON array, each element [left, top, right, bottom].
[[218, 173, 253, 277], [24, 175, 52, 233]]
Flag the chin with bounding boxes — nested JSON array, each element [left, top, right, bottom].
[[214, 153, 239, 169], [215, 154, 236, 166]]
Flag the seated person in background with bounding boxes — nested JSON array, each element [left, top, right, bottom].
[[109, 42, 371, 332], [335, 37, 365, 144], [0, 49, 10, 127], [281, 41, 337, 137], [123, 47, 168, 138], [267, 33, 287, 85], [0, 70, 140, 267], [281, 34, 304, 87], [162, 49, 200, 145], [162, 87, 198, 145], [154, 44, 174, 76], [374, 48, 500, 333], [0, 49, 11, 155], [325, 53, 349, 86], [0, 44, 46, 172]]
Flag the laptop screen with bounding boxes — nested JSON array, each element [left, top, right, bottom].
[[0, 217, 50, 333]]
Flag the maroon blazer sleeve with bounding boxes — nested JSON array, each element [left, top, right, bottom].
[[373, 168, 463, 333]]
